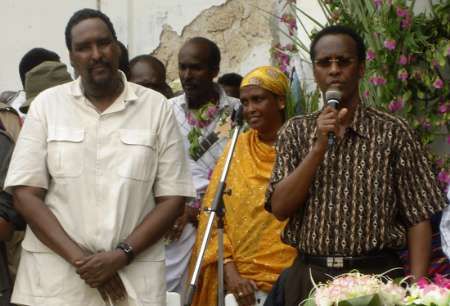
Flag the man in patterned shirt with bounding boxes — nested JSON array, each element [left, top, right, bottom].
[[166, 37, 239, 296], [264, 25, 447, 306]]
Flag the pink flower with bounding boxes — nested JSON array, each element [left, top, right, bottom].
[[363, 90, 370, 98], [373, 0, 382, 9], [280, 13, 297, 35], [438, 104, 448, 114], [434, 274, 450, 289], [369, 75, 387, 86], [417, 277, 429, 289], [384, 39, 397, 50], [366, 49, 376, 61], [401, 14, 412, 29], [186, 113, 199, 126], [398, 55, 408, 65], [396, 6, 409, 17], [398, 69, 408, 81], [421, 120, 432, 130], [433, 78, 444, 89], [388, 98, 404, 112], [206, 105, 218, 117]]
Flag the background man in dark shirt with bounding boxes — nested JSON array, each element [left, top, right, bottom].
[[0, 127, 25, 306], [265, 25, 447, 306]]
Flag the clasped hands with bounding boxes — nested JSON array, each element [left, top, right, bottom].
[[74, 250, 128, 303]]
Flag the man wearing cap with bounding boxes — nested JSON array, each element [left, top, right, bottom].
[[20, 61, 73, 114], [0, 100, 20, 141], [4, 8, 194, 306]]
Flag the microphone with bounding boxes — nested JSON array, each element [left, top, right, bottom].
[[325, 89, 342, 146]]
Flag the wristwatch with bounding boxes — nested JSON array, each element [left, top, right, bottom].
[[116, 242, 135, 264]]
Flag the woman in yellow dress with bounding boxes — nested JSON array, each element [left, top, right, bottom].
[[188, 66, 297, 306]]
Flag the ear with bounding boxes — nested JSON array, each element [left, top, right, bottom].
[[69, 52, 75, 68], [211, 66, 219, 79], [277, 96, 286, 110]]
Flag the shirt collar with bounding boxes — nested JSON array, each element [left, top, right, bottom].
[[348, 102, 369, 138], [179, 83, 228, 111], [69, 70, 137, 104]]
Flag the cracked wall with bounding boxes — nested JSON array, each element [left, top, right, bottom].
[[151, 0, 278, 81]]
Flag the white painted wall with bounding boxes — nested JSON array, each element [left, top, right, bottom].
[[0, 0, 229, 92]]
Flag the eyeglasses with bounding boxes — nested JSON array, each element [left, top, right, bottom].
[[314, 57, 356, 68]]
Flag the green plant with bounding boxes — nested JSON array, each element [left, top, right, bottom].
[[275, 0, 450, 190]]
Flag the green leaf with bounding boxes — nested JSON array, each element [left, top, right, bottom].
[[337, 294, 384, 306]]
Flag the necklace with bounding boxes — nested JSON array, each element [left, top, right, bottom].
[[186, 101, 219, 158]]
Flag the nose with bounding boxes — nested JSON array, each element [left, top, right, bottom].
[[91, 45, 101, 61], [246, 101, 257, 113], [329, 61, 341, 75], [182, 68, 193, 80]]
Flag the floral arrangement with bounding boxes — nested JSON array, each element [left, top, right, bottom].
[[405, 274, 450, 306], [303, 272, 450, 306], [186, 102, 233, 160], [187, 101, 219, 158], [273, 0, 449, 191]]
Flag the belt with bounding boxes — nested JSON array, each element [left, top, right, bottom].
[[299, 251, 397, 269]]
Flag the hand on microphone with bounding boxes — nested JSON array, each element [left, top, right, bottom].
[[316, 106, 348, 149]]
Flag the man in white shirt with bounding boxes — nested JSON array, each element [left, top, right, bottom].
[[166, 37, 239, 296], [4, 8, 194, 306]]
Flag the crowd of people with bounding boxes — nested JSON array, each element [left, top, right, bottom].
[[0, 7, 449, 306]]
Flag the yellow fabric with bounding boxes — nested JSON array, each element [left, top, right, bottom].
[[240, 66, 289, 97], [189, 129, 296, 306]]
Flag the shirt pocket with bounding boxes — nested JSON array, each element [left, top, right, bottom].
[[118, 129, 157, 181], [47, 127, 84, 178], [16, 237, 71, 298]]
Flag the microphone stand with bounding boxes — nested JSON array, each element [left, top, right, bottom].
[[185, 107, 244, 306]]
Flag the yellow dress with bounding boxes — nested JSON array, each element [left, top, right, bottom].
[[189, 129, 296, 306]]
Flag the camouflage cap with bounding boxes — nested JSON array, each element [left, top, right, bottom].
[[21, 61, 72, 113]]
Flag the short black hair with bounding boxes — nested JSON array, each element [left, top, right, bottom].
[[129, 55, 166, 80], [118, 41, 130, 77], [19, 48, 60, 86], [65, 8, 117, 51], [185, 37, 221, 70], [310, 25, 366, 63], [218, 73, 243, 87]]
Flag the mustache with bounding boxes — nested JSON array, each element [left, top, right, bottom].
[[88, 59, 111, 72]]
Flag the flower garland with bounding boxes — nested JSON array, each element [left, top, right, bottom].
[[304, 271, 450, 306], [186, 101, 219, 159]]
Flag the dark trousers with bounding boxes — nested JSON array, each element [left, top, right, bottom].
[[265, 251, 404, 306]]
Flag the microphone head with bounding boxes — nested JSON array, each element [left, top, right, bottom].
[[325, 89, 342, 102]]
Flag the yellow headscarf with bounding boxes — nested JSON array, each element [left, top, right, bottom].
[[240, 66, 289, 97]]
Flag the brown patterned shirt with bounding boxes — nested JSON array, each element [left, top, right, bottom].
[[265, 103, 447, 256]]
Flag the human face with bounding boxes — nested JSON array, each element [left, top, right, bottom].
[[129, 61, 166, 94], [240, 85, 285, 135], [178, 43, 218, 102], [69, 18, 120, 88], [312, 34, 364, 106]]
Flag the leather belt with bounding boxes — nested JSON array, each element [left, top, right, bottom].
[[299, 251, 397, 269]]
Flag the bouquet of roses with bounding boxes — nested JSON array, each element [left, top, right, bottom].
[[303, 272, 450, 306]]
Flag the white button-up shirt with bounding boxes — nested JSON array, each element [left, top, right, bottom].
[[4, 74, 195, 306]]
